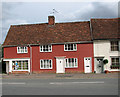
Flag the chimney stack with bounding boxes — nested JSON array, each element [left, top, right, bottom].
[[48, 16, 55, 25]]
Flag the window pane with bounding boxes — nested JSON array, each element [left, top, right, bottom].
[[23, 61, 28, 70], [72, 58, 74, 67], [12, 61, 15, 70], [46, 45, 48, 51], [18, 47, 20, 52], [40, 59, 52, 69], [71, 44, 73, 50], [74, 44, 76, 50], [41, 60, 43, 68], [25, 47, 27, 52], [65, 44, 77, 51], [65, 44, 67, 50], [65, 58, 77, 68], [66, 59, 68, 67], [49, 45, 51, 51], [75, 58, 77, 66], [111, 41, 119, 51], [43, 45, 45, 51], [15, 61, 19, 70], [17, 61, 21, 70], [50, 60, 52, 68]]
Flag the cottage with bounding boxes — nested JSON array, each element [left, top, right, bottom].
[[91, 18, 120, 73], [3, 16, 94, 74]]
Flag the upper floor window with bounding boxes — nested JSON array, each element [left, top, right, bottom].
[[64, 44, 77, 51], [65, 58, 78, 68], [111, 41, 119, 51], [40, 45, 52, 52], [17, 46, 28, 53]]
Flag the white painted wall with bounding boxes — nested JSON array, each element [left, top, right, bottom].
[[94, 40, 120, 71], [6, 61, 9, 73]]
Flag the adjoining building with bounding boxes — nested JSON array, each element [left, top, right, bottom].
[[91, 18, 120, 73]]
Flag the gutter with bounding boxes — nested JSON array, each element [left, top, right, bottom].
[[2, 41, 93, 47]]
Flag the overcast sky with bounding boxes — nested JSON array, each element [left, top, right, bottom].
[[0, 0, 119, 44]]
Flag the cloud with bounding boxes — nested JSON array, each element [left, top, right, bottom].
[[118, 1, 120, 17], [1, 2, 27, 44], [1, 2, 118, 44], [55, 2, 118, 22]]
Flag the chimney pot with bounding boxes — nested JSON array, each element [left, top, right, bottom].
[[48, 16, 55, 25]]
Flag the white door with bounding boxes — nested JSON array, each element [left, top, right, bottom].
[[84, 57, 92, 73], [56, 58, 65, 73]]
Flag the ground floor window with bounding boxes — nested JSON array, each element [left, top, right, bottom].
[[12, 60, 28, 70], [65, 58, 78, 68], [40, 59, 52, 69], [111, 57, 120, 69]]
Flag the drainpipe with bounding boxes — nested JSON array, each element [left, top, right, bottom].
[[29, 45, 32, 74], [90, 20, 95, 73]]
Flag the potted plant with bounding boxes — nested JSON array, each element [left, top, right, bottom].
[[103, 59, 109, 73]]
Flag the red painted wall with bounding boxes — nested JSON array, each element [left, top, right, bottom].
[[32, 43, 94, 73], [4, 43, 94, 73], [4, 47, 30, 59]]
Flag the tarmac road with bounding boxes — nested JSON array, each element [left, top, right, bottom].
[[2, 78, 119, 95]]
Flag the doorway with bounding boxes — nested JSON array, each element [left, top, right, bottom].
[[84, 57, 92, 73], [56, 57, 65, 73], [95, 58, 104, 73]]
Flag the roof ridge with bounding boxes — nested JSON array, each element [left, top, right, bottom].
[[91, 17, 119, 20], [11, 21, 90, 27]]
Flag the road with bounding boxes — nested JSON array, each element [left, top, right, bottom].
[[2, 78, 119, 95]]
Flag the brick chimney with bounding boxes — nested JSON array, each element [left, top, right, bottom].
[[48, 16, 55, 25]]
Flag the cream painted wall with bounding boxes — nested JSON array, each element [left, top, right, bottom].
[[94, 40, 120, 71]]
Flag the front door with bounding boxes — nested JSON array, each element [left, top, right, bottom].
[[95, 58, 104, 73], [84, 57, 92, 73], [56, 58, 65, 73]]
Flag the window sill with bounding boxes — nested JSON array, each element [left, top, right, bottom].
[[40, 51, 52, 53], [64, 50, 77, 52], [17, 52, 28, 54], [110, 51, 119, 53], [65, 67, 78, 68], [12, 70, 29, 71], [40, 68, 53, 69]]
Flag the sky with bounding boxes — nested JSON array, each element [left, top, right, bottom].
[[0, 0, 119, 44]]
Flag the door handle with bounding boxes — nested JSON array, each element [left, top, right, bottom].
[[86, 66, 89, 67]]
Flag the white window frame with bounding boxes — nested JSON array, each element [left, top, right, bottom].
[[110, 41, 119, 51], [40, 59, 53, 69], [17, 46, 28, 53], [111, 57, 120, 66], [65, 58, 78, 68], [40, 45, 52, 52], [64, 43, 77, 51]]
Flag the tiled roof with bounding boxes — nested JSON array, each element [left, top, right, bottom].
[[91, 18, 120, 40], [3, 17, 119, 46], [3, 21, 91, 46]]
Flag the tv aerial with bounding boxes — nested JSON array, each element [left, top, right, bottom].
[[50, 8, 59, 15]]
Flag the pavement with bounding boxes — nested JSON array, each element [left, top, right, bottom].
[[1, 72, 120, 79]]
